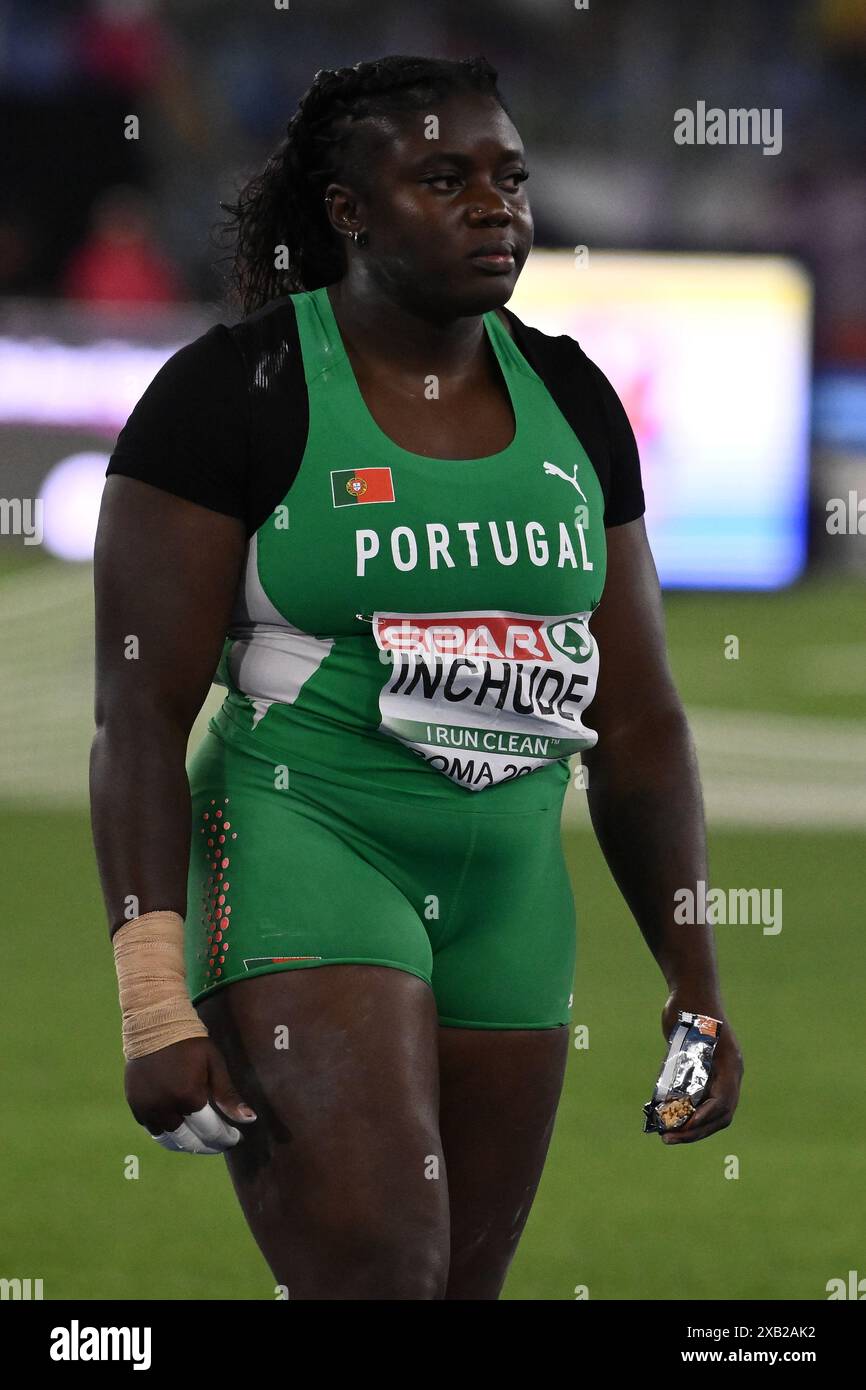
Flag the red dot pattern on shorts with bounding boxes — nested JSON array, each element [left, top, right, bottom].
[[199, 796, 234, 984]]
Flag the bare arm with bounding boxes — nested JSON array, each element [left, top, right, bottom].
[[581, 517, 743, 1143], [90, 475, 257, 1142], [90, 475, 246, 938]]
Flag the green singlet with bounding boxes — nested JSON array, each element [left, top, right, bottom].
[[184, 284, 607, 1027]]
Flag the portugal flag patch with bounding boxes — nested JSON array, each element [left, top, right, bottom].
[[330, 467, 395, 507]]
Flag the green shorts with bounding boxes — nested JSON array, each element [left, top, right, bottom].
[[184, 722, 577, 1029]]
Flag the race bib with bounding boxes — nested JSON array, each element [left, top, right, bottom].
[[367, 609, 600, 791]]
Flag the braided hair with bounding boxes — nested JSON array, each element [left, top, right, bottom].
[[216, 55, 509, 316]]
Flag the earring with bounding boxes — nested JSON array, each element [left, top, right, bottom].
[[352, 230, 368, 246]]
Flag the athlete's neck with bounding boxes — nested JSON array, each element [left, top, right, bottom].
[[325, 278, 499, 381]]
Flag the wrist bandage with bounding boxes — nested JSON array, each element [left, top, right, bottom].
[[113, 910, 210, 1060]]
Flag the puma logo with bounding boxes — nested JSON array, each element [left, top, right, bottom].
[[543, 459, 587, 504]]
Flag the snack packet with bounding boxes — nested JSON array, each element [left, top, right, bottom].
[[643, 1011, 723, 1134]]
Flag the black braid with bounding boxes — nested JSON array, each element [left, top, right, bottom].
[[214, 55, 509, 316]]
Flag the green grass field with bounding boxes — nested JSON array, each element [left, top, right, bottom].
[[1, 564, 863, 1299]]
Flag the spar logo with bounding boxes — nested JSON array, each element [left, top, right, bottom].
[[372, 612, 595, 666], [547, 618, 595, 666], [369, 607, 602, 790]]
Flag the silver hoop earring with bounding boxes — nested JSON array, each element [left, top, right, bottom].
[[352, 230, 368, 246]]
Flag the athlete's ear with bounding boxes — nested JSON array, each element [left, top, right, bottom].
[[324, 184, 366, 241]]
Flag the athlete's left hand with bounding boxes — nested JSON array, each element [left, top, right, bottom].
[[656, 994, 744, 1145]]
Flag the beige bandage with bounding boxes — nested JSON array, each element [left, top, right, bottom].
[[113, 909, 210, 1061]]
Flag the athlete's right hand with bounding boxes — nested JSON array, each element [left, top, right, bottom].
[[125, 1036, 257, 1154]]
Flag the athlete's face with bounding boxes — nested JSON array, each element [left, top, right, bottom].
[[333, 93, 534, 317]]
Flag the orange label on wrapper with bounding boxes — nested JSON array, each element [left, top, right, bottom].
[[695, 1015, 720, 1036]]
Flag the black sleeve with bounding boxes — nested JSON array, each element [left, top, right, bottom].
[[583, 355, 646, 528], [105, 323, 251, 528]]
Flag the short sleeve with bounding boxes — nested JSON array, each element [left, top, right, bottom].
[[105, 323, 250, 527], [584, 357, 646, 528]]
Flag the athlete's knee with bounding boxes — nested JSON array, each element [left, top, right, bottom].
[[444, 1242, 515, 1301], [354, 1226, 449, 1300], [272, 1209, 449, 1299], [319, 1201, 450, 1299]]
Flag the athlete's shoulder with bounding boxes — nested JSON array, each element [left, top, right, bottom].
[[223, 291, 304, 371], [503, 304, 629, 415], [105, 317, 251, 526], [108, 317, 246, 442], [502, 305, 645, 528], [503, 306, 613, 409], [500, 305, 599, 390], [500, 303, 586, 350]]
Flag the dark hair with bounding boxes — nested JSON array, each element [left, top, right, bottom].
[[216, 54, 510, 316]]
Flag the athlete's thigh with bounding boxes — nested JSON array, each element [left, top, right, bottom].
[[185, 733, 435, 996], [431, 799, 575, 1297], [431, 798, 577, 1030], [437, 1023, 569, 1300], [186, 737, 448, 1297], [198, 965, 448, 1299]]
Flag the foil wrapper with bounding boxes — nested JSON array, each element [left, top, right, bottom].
[[643, 1011, 723, 1134]]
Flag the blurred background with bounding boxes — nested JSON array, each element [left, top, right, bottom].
[[1, 0, 863, 1301]]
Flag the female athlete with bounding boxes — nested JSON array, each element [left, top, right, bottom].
[[91, 54, 743, 1301]]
